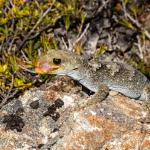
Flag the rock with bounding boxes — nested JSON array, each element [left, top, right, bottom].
[[0, 76, 150, 149], [29, 100, 39, 109]]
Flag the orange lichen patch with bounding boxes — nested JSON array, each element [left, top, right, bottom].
[[87, 115, 116, 129], [111, 95, 145, 119], [67, 131, 107, 150], [35, 61, 59, 74], [64, 113, 120, 150], [64, 112, 150, 150], [120, 131, 150, 149], [140, 134, 150, 148], [86, 115, 119, 138], [44, 89, 57, 102], [101, 131, 149, 150]]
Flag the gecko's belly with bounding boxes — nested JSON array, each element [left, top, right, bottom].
[[79, 79, 99, 93], [79, 78, 142, 99]]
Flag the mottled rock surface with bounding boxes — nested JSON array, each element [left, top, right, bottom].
[[0, 76, 150, 150]]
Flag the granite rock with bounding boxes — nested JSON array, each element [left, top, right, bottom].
[[0, 76, 150, 150]]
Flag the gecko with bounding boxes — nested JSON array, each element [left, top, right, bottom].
[[35, 50, 150, 107]]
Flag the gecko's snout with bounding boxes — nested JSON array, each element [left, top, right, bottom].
[[35, 61, 60, 74]]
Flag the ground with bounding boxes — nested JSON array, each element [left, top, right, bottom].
[[1, 76, 150, 150]]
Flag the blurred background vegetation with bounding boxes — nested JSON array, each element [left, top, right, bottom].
[[0, 0, 149, 107]]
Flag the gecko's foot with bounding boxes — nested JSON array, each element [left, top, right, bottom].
[[77, 84, 109, 109]]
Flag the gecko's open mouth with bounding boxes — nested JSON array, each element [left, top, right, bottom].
[[72, 67, 78, 71], [35, 61, 60, 74]]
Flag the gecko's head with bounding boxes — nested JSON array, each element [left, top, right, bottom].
[[35, 50, 81, 75]]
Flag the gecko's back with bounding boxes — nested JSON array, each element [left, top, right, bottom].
[[77, 61, 149, 100]]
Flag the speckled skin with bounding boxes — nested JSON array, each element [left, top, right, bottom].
[[36, 50, 150, 101], [74, 60, 150, 100]]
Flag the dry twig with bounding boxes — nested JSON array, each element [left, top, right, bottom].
[[18, 0, 56, 51], [121, 0, 150, 40], [0, 75, 18, 109]]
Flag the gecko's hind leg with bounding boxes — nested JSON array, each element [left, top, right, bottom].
[[77, 84, 109, 109]]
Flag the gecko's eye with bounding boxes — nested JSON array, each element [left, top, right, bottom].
[[53, 58, 61, 65]]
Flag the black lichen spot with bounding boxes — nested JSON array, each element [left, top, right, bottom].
[[54, 99, 64, 108], [37, 144, 44, 149], [43, 104, 56, 117], [43, 111, 50, 117], [43, 99, 63, 121], [48, 104, 57, 114], [3, 114, 25, 132], [16, 107, 24, 116], [51, 112, 60, 121], [52, 128, 59, 132], [43, 105, 60, 121], [30, 100, 39, 109]]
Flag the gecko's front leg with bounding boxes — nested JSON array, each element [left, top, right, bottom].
[[77, 84, 109, 109]]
